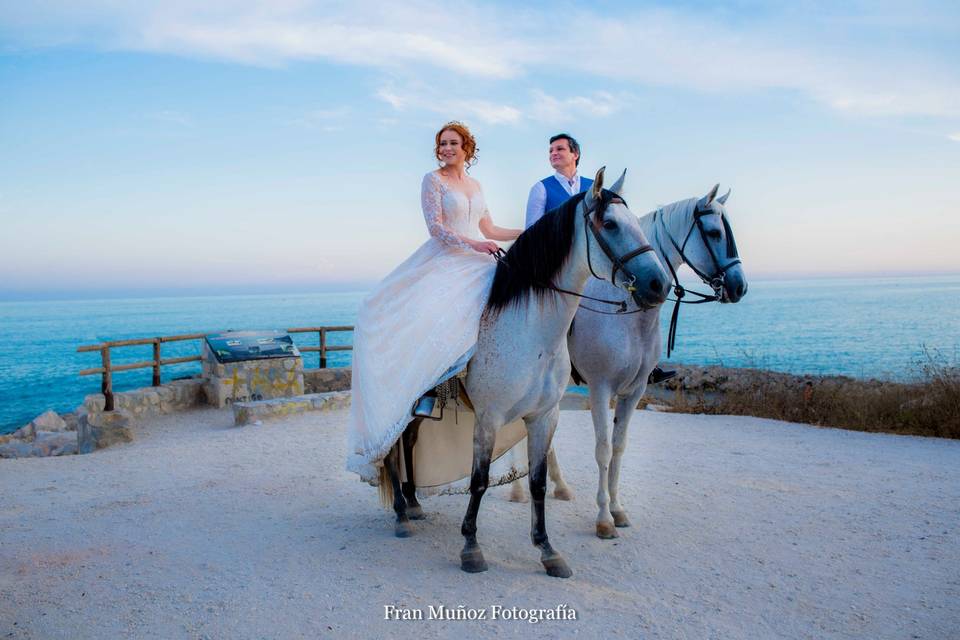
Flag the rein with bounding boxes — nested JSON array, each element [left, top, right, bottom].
[[493, 192, 654, 314], [655, 204, 742, 357]]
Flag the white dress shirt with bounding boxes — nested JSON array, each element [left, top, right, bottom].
[[525, 172, 582, 229]]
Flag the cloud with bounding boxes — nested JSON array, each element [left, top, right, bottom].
[[375, 85, 522, 125], [949, 132, 960, 142], [3, 1, 959, 119], [529, 90, 627, 124], [375, 85, 629, 126]]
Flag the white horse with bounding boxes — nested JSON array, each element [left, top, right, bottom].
[[509, 184, 748, 539], [381, 168, 669, 579]]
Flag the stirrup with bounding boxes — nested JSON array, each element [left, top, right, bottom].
[[412, 394, 437, 419]]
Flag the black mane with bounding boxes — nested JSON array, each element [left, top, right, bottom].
[[486, 192, 583, 314]]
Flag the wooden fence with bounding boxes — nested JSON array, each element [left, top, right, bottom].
[[78, 326, 353, 411]]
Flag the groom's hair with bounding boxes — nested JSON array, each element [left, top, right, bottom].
[[549, 133, 581, 166]]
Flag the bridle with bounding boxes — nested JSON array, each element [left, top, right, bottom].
[[582, 190, 655, 301], [656, 200, 742, 356], [494, 189, 656, 313]]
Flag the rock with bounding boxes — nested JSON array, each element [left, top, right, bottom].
[[83, 394, 107, 413], [61, 412, 79, 431], [77, 410, 134, 454], [12, 423, 36, 442], [29, 409, 68, 433], [0, 431, 77, 458]]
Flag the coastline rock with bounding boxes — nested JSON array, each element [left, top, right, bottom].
[[77, 410, 134, 454], [30, 409, 69, 433], [0, 431, 77, 458], [11, 423, 36, 442], [61, 412, 79, 431], [82, 394, 107, 413]]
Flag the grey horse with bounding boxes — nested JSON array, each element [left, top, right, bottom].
[[510, 184, 748, 539], [457, 168, 668, 577]]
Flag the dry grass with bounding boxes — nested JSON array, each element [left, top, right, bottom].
[[664, 357, 960, 440]]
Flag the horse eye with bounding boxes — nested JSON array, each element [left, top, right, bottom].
[[602, 221, 618, 231], [707, 230, 722, 240]]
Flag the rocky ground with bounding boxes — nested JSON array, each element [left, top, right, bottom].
[[1, 405, 958, 639]]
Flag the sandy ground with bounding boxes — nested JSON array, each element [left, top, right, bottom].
[[1, 406, 958, 640]]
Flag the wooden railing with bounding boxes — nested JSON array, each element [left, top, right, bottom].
[[286, 326, 354, 368], [78, 326, 354, 411]]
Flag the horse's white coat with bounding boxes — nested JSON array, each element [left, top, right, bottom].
[[513, 186, 749, 538], [460, 170, 667, 575]]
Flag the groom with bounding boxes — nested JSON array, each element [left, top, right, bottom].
[[524, 133, 592, 228], [524, 133, 676, 386]]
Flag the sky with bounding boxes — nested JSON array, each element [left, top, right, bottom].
[[1, 0, 959, 300]]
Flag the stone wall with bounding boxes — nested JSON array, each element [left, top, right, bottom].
[[304, 367, 351, 393], [81, 378, 206, 420], [233, 391, 351, 426]]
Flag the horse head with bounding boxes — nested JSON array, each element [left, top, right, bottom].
[[685, 184, 748, 303], [583, 167, 668, 309]]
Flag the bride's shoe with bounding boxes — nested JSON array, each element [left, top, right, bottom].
[[412, 393, 437, 418]]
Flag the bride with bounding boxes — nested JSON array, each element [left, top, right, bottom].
[[346, 121, 521, 482]]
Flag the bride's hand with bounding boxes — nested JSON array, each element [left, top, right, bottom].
[[470, 239, 500, 255]]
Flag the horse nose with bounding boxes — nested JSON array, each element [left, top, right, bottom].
[[737, 282, 747, 298], [649, 278, 663, 295]]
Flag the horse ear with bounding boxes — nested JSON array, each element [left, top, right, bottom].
[[609, 168, 627, 196], [585, 166, 605, 212], [592, 166, 605, 197], [697, 183, 720, 210], [717, 187, 731, 205]]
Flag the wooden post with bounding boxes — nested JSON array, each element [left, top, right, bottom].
[[152, 339, 161, 386], [319, 328, 327, 368], [101, 346, 114, 411]]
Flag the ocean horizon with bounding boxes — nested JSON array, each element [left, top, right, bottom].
[[1, 273, 958, 434]]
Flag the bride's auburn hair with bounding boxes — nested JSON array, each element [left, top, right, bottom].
[[435, 121, 477, 168]]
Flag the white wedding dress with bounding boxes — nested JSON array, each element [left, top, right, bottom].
[[346, 171, 500, 483]]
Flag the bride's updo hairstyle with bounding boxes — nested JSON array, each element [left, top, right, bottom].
[[435, 120, 478, 169]]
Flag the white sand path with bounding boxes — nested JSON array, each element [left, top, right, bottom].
[[1, 407, 958, 639]]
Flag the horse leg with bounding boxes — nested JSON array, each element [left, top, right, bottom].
[[547, 446, 574, 501], [460, 417, 497, 573], [610, 388, 644, 528], [590, 385, 618, 539], [509, 477, 528, 502], [401, 419, 424, 520], [508, 445, 528, 502], [385, 443, 412, 538], [527, 407, 572, 578]]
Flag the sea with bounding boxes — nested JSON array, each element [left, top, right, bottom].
[[1, 274, 958, 435]]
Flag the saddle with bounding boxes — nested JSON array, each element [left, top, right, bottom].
[[412, 372, 473, 420]]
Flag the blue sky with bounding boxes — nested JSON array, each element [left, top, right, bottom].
[[1, 1, 959, 300]]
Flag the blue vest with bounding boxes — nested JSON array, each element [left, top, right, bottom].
[[542, 175, 593, 213]]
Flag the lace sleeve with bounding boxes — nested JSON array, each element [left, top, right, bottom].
[[421, 173, 472, 250], [479, 182, 493, 223]]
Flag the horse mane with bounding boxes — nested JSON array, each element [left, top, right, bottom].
[[640, 197, 697, 228], [486, 192, 583, 314]]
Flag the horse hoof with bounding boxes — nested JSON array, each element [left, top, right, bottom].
[[612, 510, 631, 528], [395, 520, 413, 538], [596, 521, 619, 539], [509, 486, 528, 503], [460, 548, 488, 573], [542, 556, 573, 579], [407, 505, 426, 520], [553, 486, 574, 501]]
